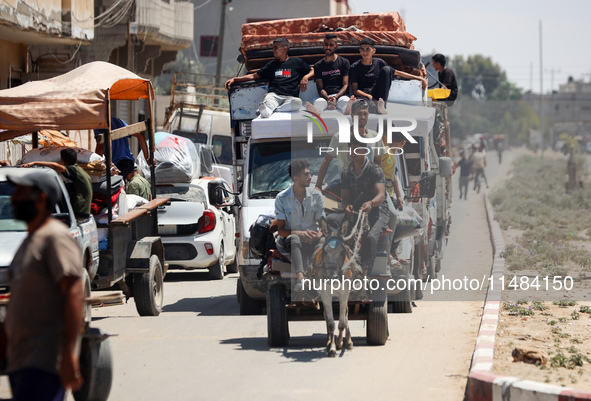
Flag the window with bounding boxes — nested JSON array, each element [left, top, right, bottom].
[[212, 135, 232, 165], [200, 36, 219, 58]]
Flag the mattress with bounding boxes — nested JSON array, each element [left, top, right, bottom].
[[241, 12, 406, 37]]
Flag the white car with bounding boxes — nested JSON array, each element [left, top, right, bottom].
[[156, 177, 238, 279]]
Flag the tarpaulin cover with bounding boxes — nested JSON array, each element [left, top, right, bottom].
[[0, 61, 153, 139], [137, 132, 199, 184]]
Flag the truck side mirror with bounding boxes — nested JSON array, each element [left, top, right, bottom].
[[419, 171, 437, 198], [439, 157, 453, 177]]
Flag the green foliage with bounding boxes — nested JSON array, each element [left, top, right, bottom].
[[450, 54, 506, 100], [153, 52, 205, 95]]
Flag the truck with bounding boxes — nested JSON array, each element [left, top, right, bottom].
[[0, 61, 167, 318], [228, 12, 453, 315]]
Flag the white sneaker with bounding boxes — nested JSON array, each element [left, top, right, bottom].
[[258, 104, 270, 118]]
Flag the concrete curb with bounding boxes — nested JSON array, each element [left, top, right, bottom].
[[466, 193, 591, 401]]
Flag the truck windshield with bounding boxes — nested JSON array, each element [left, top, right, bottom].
[[248, 139, 339, 199], [0, 183, 26, 231]]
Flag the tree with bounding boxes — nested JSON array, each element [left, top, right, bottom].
[[153, 52, 205, 95], [490, 81, 523, 101], [449, 55, 506, 100]]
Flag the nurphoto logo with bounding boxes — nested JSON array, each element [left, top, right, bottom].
[[304, 111, 418, 157]]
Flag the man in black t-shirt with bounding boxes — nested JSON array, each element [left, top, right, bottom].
[[457, 150, 472, 200], [432, 53, 458, 105], [225, 38, 314, 118], [351, 38, 427, 114], [306, 34, 351, 114]]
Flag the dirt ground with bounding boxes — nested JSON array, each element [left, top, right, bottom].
[[492, 150, 591, 391], [495, 300, 591, 390]]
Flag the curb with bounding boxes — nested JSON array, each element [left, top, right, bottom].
[[466, 193, 591, 401]]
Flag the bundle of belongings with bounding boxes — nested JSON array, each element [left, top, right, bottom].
[[19, 146, 106, 182], [239, 12, 422, 76], [137, 132, 199, 184]]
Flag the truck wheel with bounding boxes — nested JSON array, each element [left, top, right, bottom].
[[267, 284, 289, 347], [208, 244, 225, 280], [134, 255, 164, 316], [74, 328, 113, 401], [226, 255, 238, 274], [238, 278, 264, 315], [367, 287, 388, 345], [81, 268, 92, 329], [390, 277, 412, 313]]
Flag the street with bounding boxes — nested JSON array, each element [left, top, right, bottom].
[[0, 150, 514, 401]]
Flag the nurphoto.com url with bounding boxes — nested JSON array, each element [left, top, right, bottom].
[[301, 275, 575, 296]]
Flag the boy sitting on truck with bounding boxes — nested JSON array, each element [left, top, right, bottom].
[[351, 38, 427, 114], [21, 148, 93, 220], [305, 34, 351, 114], [225, 38, 315, 118]]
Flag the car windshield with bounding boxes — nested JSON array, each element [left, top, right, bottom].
[[0, 183, 27, 232], [155, 186, 207, 203], [248, 139, 339, 199]]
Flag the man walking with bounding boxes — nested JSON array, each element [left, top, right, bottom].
[[225, 38, 314, 118], [471, 146, 488, 190], [457, 150, 473, 199], [3, 170, 84, 400]]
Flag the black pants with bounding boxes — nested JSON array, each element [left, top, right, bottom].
[[10, 368, 65, 401]]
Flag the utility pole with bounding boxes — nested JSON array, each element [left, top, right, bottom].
[[539, 20, 544, 160], [214, 0, 228, 106]]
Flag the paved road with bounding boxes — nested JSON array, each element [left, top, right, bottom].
[[0, 150, 517, 401]]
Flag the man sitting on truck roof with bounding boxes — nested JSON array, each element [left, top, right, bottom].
[[315, 99, 384, 190], [21, 148, 93, 220], [304, 34, 351, 114], [351, 38, 427, 114], [275, 159, 325, 296], [431, 53, 458, 105], [224, 38, 315, 118]]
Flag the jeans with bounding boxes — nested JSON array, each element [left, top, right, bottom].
[[278, 234, 317, 275], [9, 368, 65, 401], [259, 92, 302, 117], [313, 94, 350, 113]]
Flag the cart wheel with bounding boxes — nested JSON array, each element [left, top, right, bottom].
[[238, 278, 264, 315], [208, 243, 225, 280], [267, 284, 289, 347], [81, 268, 92, 328], [390, 275, 412, 314], [74, 328, 112, 401], [226, 255, 238, 274], [367, 287, 388, 345], [134, 255, 164, 316]]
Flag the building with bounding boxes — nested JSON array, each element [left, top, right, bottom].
[[524, 78, 591, 142], [0, 0, 194, 162], [191, 0, 351, 77]]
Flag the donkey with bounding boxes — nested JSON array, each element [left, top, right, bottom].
[[314, 217, 358, 357]]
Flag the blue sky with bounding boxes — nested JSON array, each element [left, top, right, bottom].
[[347, 0, 591, 93]]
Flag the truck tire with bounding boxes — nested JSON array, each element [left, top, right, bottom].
[[81, 268, 92, 329], [226, 255, 238, 274], [390, 277, 412, 314], [267, 284, 289, 347], [74, 328, 113, 401], [208, 243, 225, 280], [238, 278, 264, 315], [367, 287, 388, 345], [134, 255, 164, 316]]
